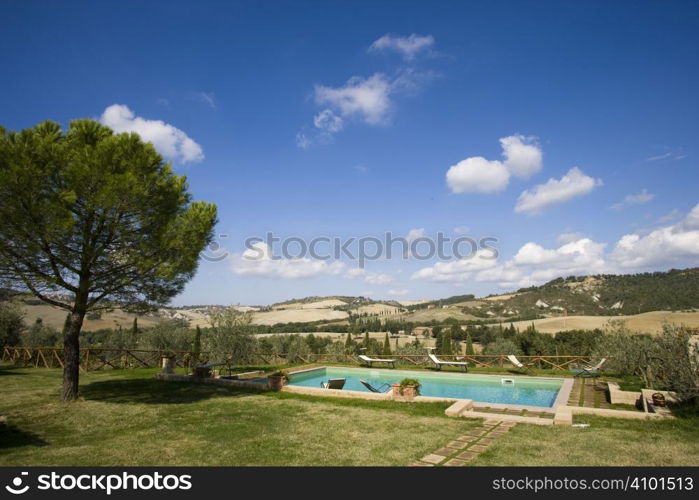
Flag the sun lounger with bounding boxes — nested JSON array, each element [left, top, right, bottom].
[[507, 355, 535, 372], [358, 354, 395, 368], [321, 378, 346, 389], [360, 380, 392, 393], [569, 358, 607, 377], [428, 353, 469, 371]]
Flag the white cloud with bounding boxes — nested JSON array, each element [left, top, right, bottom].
[[344, 268, 394, 285], [100, 104, 204, 164], [369, 33, 435, 61], [314, 73, 392, 126], [411, 250, 498, 282], [344, 268, 366, 279], [406, 228, 426, 243], [611, 203, 699, 269], [557, 231, 585, 245], [313, 109, 344, 133], [387, 288, 410, 296], [644, 149, 687, 162], [295, 132, 311, 149], [446, 156, 511, 193], [365, 273, 394, 285], [413, 205, 699, 289], [231, 242, 344, 279], [499, 135, 542, 179], [197, 92, 216, 109], [610, 189, 655, 210], [446, 134, 543, 194], [453, 225, 470, 235], [657, 209, 682, 224], [413, 237, 607, 289], [515, 167, 602, 215]]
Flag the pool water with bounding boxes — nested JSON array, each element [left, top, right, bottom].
[[288, 367, 563, 408]]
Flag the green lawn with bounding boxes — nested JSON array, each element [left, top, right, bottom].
[[1, 363, 697, 466], [0, 364, 475, 466], [472, 415, 699, 466]]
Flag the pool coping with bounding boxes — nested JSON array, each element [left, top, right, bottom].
[[285, 365, 574, 412]]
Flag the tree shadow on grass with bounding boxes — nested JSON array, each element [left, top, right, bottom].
[[0, 424, 49, 450], [0, 365, 30, 376], [80, 378, 255, 405]]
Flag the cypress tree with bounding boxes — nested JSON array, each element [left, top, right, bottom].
[[132, 317, 139, 334], [192, 325, 202, 357], [465, 333, 475, 355], [443, 331, 452, 355], [382, 333, 391, 355]]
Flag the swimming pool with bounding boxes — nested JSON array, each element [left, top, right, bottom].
[[287, 367, 565, 408]]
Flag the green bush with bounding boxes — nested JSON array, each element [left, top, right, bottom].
[[20, 318, 59, 347], [204, 310, 257, 364], [482, 338, 521, 356], [0, 300, 25, 346], [138, 320, 193, 352]]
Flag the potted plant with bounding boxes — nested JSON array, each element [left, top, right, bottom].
[[267, 370, 289, 391], [393, 378, 421, 399]]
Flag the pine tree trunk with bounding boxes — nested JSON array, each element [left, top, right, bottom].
[[62, 308, 85, 401]]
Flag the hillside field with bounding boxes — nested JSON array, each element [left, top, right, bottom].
[[508, 310, 699, 334]]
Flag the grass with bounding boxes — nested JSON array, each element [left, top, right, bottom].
[[0, 364, 475, 466], [2, 363, 698, 466], [472, 415, 699, 466]]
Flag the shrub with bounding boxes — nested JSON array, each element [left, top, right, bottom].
[[645, 324, 699, 402], [204, 309, 257, 364], [595, 320, 657, 385], [482, 338, 521, 356], [0, 300, 25, 346], [138, 320, 193, 352], [20, 318, 59, 347]]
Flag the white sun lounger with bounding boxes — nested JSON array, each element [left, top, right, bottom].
[[428, 353, 469, 372], [358, 355, 395, 368], [507, 355, 535, 371], [569, 358, 607, 377], [321, 378, 346, 389]]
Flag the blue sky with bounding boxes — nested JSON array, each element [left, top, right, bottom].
[[2, 1, 698, 305]]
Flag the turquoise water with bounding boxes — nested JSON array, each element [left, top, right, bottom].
[[288, 367, 563, 407]]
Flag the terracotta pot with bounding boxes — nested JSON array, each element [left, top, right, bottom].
[[392, 383, 419, 399], [652, 392, 666, 407], [402, 385, 419, 399], [268, 375, 287, 391]]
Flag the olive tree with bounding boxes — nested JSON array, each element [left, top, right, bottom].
[[204, 309, 257, 364], [0, 120, 217, 399]]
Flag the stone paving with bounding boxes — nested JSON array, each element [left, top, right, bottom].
[[568, 378, 612, 409], [410, 420, 516, 466]]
